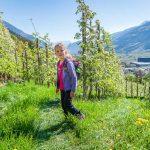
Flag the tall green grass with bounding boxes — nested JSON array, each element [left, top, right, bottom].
[[0, 82, 149, 149]]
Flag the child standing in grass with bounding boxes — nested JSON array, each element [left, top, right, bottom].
[[55, 43, 85, 120]]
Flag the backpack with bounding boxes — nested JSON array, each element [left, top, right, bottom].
[[57, 59, 81, 80], [72, 60, 81, 80]]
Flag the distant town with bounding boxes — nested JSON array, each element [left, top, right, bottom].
[[123, 57, 150, 75]]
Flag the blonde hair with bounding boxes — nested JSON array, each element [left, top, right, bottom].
[[54, 43, 73, 59]]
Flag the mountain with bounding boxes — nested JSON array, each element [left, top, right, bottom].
[[3, 21, 72, 48], [67, 41, 81, 55], [3, 20, 46, 47], [68, 21, 150, 57], [3, 20, 150, 58], [3, 20, 34, 41], [112, 21, 150, 54]]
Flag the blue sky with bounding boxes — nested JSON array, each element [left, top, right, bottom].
[[1, 0, 150, 42]]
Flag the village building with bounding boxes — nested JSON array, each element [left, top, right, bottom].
[[130, 57, 150, 67]]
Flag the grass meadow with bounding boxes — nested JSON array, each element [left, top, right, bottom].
[[0, 82, 150, 150]]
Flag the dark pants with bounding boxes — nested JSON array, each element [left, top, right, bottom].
[[60, 90, 81, 116]]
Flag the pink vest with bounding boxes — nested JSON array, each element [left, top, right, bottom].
[[57, 62, 64, 90]]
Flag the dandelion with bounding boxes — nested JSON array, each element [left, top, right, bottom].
[[137, 118, 149, 123], [135, 120, 143, 125], [135, 117, 149, 125]]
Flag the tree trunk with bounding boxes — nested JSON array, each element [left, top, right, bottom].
[[126, 79, 128, 97], [82, 12, 87, 99], [88, 80, 93, 99], [143, 81, 146, 98], [131, 80, 133, 97], [136, 77, 139, 97], [148, 82, 150, 102]]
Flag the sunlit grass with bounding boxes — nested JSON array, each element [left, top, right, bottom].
[[0, 82, 149, 149]]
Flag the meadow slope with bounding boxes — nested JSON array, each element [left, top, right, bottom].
[[0, 82, 149, 150]]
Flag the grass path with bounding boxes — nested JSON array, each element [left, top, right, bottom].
[[35, 98, 150, 150], [0, 82, 149, 150]]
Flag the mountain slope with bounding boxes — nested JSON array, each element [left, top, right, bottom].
[[3, 20, 150, 56], [3, 20, 34, 41], [68, 21, 150, 56], [3, 20, 47, 47], [112, 21, 150, 54], [67, 41, 81, 55]]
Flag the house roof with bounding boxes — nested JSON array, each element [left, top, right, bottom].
[[130, 62, 150, 67]]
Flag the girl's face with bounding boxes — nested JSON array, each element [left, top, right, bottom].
[[55, 46, 66, 60]]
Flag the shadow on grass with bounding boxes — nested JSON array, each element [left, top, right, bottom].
[[35, 119, 75, 141], [39, 98, 60, 112], [126, 96, 145, 99]]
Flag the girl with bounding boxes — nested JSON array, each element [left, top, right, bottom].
[[55, 43, 85, 120]]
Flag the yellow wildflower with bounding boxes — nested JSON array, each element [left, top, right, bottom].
[[135, 120, 143, 125], [137, 118, 149, 123]]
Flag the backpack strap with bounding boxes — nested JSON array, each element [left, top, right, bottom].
[[63, 58, 70, 73]]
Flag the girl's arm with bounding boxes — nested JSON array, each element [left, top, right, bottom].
[[67, 61, 77, 93]]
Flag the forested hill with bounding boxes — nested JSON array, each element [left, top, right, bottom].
[[112, 21, 150, 54], [3, 20, 150, 56], [3, 20, 34, 41], [68, 21, 150, 56]]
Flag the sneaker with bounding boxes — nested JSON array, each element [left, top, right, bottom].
[[77, 113, 85, 120]]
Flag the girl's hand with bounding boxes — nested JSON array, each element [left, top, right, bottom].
[[70, 91, 75, 98]]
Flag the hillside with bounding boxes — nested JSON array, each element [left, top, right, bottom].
[[3, 20, 34, 41], [68, 21, 150, 59], [3, 20, 46, 47], [0, 82, 149, 149], [112, 21, 150, 55], [68, 41, 81, 55], [3, 20, 150, 59]]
